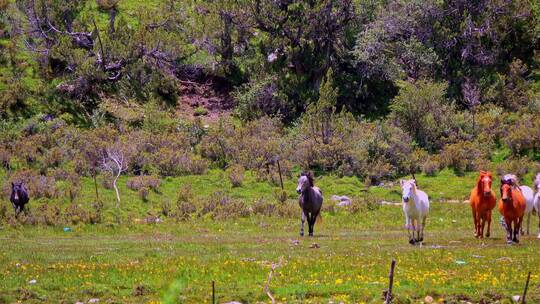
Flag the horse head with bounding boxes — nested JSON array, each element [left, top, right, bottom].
[[478, 171, 493, 197], [297, 172, 314, 194], [500, 178, 514, 203], [400, 179, 416, 203], [11, 182, 24, 201]]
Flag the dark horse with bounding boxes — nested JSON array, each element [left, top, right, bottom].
[[10, 182, 29, 216], [296, 172, 323, 236]]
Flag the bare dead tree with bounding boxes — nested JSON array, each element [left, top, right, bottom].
[[462, 77, 481, 133], [264, 256, 284, 304], [101, 146, 128, 208]]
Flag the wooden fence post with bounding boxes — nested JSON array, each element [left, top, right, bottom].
[[277, 159, 284, 190], [212, 281, 215, 304], [521, 271, 531, 304], [385, 259, 396, 304]]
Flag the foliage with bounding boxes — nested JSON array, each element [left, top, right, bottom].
[[389, 80, 471, 151]]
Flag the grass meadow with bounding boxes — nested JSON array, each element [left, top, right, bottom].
[[1, 169, 540, 303]]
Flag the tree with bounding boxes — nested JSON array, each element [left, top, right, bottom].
[[101, 143, 127, 208]]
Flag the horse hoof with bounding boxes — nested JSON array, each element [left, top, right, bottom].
[[486, 233, 490, 238], [300, 232, 304, 237], [513, 238, 519, 243], [308, 233, 313, 237], [409, 239, 415, 245], [418, 237, 423, 243]]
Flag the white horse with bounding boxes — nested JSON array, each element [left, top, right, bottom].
[[400, 179, 430, 245], [502, 174, 534, 235], [533, 173, 540, 238]]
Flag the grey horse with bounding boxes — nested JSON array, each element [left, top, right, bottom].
[[296, 172, 323, 236]]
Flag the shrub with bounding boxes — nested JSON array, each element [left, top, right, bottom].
[[227, 164, 245, 187], [3, 169, 57, 199], [176, 184, 194, 203], [138, 187, 150, 202], [389, 80, 472, 151], [174, 200, 197, 221], [422, 157, 441, 176], [36, 203, 61, 226], [275, 200, 298, 218], [89, 201, 104, 224], [126, 175, 161, 192], [496, 157, 531, 180], [213, 199, 250, 220], [273, 189, 288, 204], [64, 204, 89, 225], [160, 199, 172, 217], [439, 141, 486, 175], [252, 198, 275, 216], [503, 114, 540, 156], [55, 181, 81, 203]]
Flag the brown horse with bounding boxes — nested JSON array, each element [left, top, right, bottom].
[[469, 171, 497, 238], [499, 175, 527, 244], [296, 172, 323, 237]]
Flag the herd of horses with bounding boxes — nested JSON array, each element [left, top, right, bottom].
[[8, 171, 540, 245], [297, 171, 540, 244]]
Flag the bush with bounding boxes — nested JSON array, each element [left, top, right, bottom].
[[138, 187, 150, 201], [227, 164, 245, 187], [389, 80, 472, 151], [503, 114, 540, 156], [36, 203, 61, 226], [126, 175, 161, 192], [174, 200, 197, 221], [422, 157, 441, 176], [176, 184, 194, 203], [3, 169, 57, 199], [439, 141, 486, 175], [496, 157, 531, 180], [64, 204, 89, 225], [252, 198, 275, 216], [273, 189, 288, 204]]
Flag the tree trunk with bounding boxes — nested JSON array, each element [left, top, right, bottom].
[[113, 178, 121, 208], [93, 174, 100, 202]]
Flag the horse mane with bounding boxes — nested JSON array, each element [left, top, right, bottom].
[[301, 171, 314, 187]]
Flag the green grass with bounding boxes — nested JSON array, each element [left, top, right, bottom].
[[1, 169, 540, 303]]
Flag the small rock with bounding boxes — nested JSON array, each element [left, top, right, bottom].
[[88, 299, 100, 304], [309, 243, 320, 249], [424, 295, 434, 303], [291, 239, 300, 246], [28, 279, 37, 284], [63, 227, 72, 232], [224, 302, 243, 304], [454, 260, 467, 265], [75, 302, 84, 304], [15, 263, 21, 268], [511, 295, 521, 302], [452, 220, 457, 223]]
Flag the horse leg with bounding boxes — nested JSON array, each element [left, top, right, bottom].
[[308, 213, 315, 237], [526, 212, 530, 235], [505, 218, 513, 244], [300, 211, 305, 237], [410, 219, 417, 245], [405, 216, 413, 244], [514, 218, 522, 243], [419, 216, 426, 243], [538, 213, 540, 239], [486, 212, 492, 238], [310, 210, 320, 237], [472, 209, 479, 237]]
